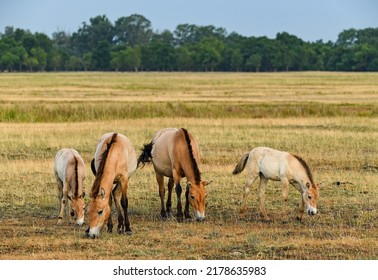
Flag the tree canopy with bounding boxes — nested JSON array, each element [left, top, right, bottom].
[[0, 14, 377, 72]]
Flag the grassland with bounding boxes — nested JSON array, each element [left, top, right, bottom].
[[0, 72, 377, 260]]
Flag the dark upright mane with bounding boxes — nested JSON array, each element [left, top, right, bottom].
[[91, 133, 118, 198], [182, 128, 201, 184], [292, 154, 314, 184], [74, 155, 79, 198]]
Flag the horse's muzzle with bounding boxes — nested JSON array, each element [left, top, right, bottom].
[[307, 209, 317, 215], [196, 217, 206, 222], [84, 227, 91, 238]]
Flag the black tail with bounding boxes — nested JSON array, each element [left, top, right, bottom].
[[137, 141, 154, 168], [232, 152, 249, 175]]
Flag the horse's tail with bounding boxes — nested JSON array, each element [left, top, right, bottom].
[[137, 141, 154, 168], [232, 152, 249, 175]]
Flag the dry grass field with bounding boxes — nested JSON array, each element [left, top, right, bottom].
[[0, 72, 377, 260]]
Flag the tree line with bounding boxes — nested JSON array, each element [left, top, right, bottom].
[[0, 14, 377, 72]]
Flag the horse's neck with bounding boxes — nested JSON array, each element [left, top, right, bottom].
[[292, 173, 311, 191], [180, 159, 200, 184]]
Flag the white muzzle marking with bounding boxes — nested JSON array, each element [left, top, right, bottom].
[[76, 217, 84, 226], [307, 206, 317, 215], [195, 211, 206, 222], [88, 226, 101, 238]]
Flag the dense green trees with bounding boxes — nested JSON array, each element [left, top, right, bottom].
[[0, 14, 377, 72]]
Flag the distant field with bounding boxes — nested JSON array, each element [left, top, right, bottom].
[[0, 72, 377, 260], [0, 72, 376, 121]]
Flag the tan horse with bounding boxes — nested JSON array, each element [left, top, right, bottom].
[[85, 132, 137, 238], [54, 148, 87, 226], [232, 147, 320, 222], [138, 128, 211, 222]]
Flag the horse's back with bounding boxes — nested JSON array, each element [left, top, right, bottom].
[[151, 127, 200, 178], [249, 147, 291, 180], [151, 128, 178, 177], [94, 132, 137, 178], [54, 148, 86, 182]]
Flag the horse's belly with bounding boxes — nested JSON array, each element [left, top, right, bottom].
[[155, 166, 173, 178], [259, 159, 281, 181], [261, 170, 281, 181], [152, 156, 173, 178]]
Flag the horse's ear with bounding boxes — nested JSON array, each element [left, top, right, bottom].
[[91, 159, 96, 176], [81, 192, 86, 198], [187, 182, 192, 188], [306, 182, 311, 188], [202, 180, 213, 186], [100, 188, 106, 199]]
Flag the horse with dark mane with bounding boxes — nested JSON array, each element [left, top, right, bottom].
[[232, 147, 320, 222], [86, 132, 137, 238], [54, 148, 86, 226], [138, 128, 211, 222]]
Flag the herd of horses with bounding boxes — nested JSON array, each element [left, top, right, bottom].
[[53, 128, 320, 238]]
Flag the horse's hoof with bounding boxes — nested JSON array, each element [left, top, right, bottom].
[[184, 218, 194, 223], [239, 211, 247, 219], [161, 214, 168, 221], [161, 211, 168, 219]]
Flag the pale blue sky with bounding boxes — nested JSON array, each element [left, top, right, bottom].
[[0, 0, 377, 42]]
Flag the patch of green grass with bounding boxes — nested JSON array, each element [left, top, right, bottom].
[[0, 101, 376, 122]]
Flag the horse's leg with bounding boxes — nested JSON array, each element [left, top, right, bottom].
[[120, 176, 132, 234], [166, 178, 174, 216], [112, 183, 124, 233], [184, 184, 192, 220], [173, 170, 183, 222], [258, 175, 270, 221], [156, 173, 167, 219], [107, 190, 114, 233], [297, 195, 305, 221], [67, 197, 73, 224], [240, 172, 258, 217], [280, 178, 289, 223], [56, 178, 65, 226]]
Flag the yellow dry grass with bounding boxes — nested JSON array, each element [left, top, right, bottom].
[[0, 72, 377, 260]]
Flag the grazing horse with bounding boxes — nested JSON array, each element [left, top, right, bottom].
[[232, 147, 320, 222], [85, 132, 137, 238], [138, 128, 211, 222], [54, 148, 86, 226]]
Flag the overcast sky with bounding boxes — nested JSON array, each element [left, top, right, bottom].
[[0, 0, 377, 42]]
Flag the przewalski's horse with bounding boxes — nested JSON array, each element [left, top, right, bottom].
[[54, 148, 87, 226], [85, 132, 137, 238], [138, 128, 211, 222], [232, 147, 320, 222]]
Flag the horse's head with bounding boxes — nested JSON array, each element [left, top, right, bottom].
[[69, 192, 86, 226], [303, 182, 320, 215], [86, 188, 111, 238], [187, 180, 211, 222]]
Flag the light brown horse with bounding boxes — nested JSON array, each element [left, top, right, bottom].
[[54, 148, 87, 226], [138, 128, 211, 222], [232, 147, 320, 222], [85, 132, 137, 238]]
